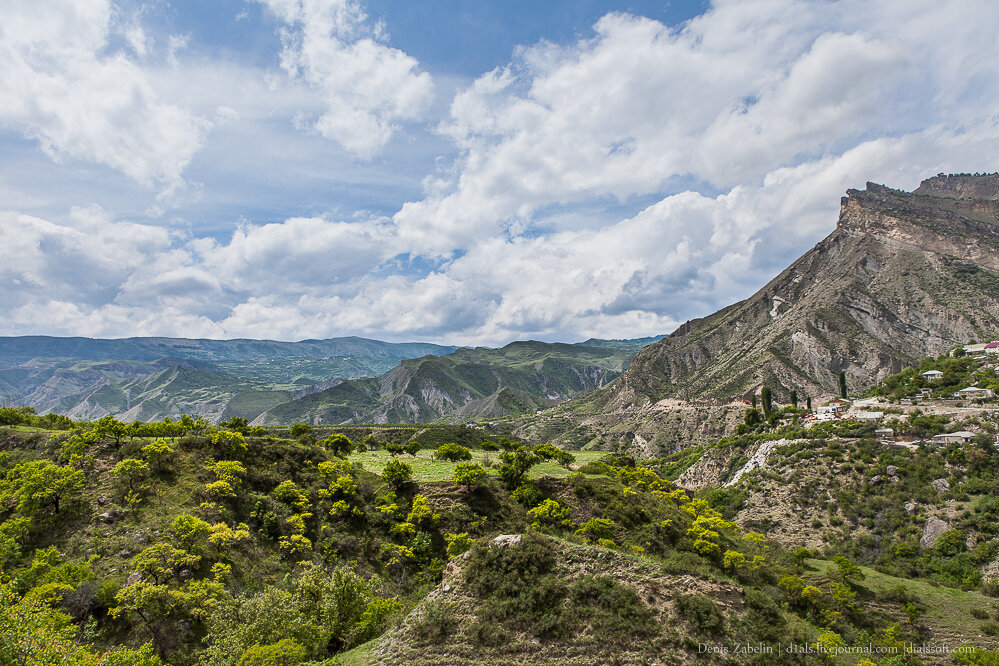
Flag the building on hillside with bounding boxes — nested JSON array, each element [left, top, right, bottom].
[[964, 343, 988, 354], [931, 431, 976, 445], [919, 388, 933, 397], [854, 411, 884, 421], [816, 404, 844, 417], [875, 427, 895, 443], [921, 370, 944, 380], [953, 386, 995, 400], [987, 342, 999, 355]]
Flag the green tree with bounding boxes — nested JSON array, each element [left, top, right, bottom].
[[172, 514, 211, 551], [453, 463, 486, 488], [839, 371, 848, 398], [212, 430, 247, 458], [112, 458, 150, 493], [498, 446, 538, 488], [141, 439, 175, 473], [289, 423, 314, 438], [790, 390, 798, 408], [10, 460, 84, 516], [93, 415, 128, 448], [761, 386, 773, 417], [321, 433, 355, 457], [382, 460, 413, 489], [432, 443, 471, 462]]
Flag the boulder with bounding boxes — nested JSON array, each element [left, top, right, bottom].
[[869, 475, 882, 486], [886, 465, 898, 476], [920, 517, 949, 549], [904, 502, 917, 514], [125, 572, 143, 586], [931, 478, 951, 494], [491, 534, 522, 547]]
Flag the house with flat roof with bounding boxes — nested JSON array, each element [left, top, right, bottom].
[[875, 427, 895, 443], [921, 370, 944, 380], [953, 386, 995, 400], [932, 431, 976, 444]]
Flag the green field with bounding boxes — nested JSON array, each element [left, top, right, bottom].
[[348, 447, 607, 482]]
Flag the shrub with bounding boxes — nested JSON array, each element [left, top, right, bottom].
[[236, 639, 306, 666], [382, 460, 413, 489], [411, 598, 458, 644], [321, 433, 354, 458], [576, 518, 616, 542], [527, 499, 574, 531], [675, 593, 724, 634], [432, 443, 471, 462], [289, 423, 313, 438], [453, 463, 486, 488], [569, 575, 657, 641]]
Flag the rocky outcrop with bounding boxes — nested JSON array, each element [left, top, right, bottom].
[[920, 517, 950, 549], [566, 175, 999, 409]]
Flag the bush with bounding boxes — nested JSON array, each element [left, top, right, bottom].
[[527, 499, 574, 531], [432, 443, 471, 462], [453, 463, 486, 488], [569, 575, 657, 641], [289, 423, 313, 438], [411, 598, 458, 644], [236, 639, 306, 666], [382, 460, 413, 489], [675, 593, 724, 635]]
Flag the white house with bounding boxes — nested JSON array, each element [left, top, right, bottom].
[[921, 370, 944, 380], [875, 427, 895, 443], [953, 387, 995, 400], [932, 431, 976, 444], [987, 342, 999, 355], [854, 411, 884, 421], [964, 343, 988, 354]]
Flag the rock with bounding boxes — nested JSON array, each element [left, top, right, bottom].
[[134, 535, 148, 544], [178, 569, 193, 582], [99, 512, 116, 524], [889, 476, 900, 484], [904, 502, 917, 514], [931, 478, 951, 494], [125, 572, 143, 586], [97, 496, 107, 505], [443, 584, 451, 593], [869, 475, 882, 486], [920, 517, 949, 549], [491, 534, 522, 547], [886, 465, 898, 476], [119, 550, 132, 558]]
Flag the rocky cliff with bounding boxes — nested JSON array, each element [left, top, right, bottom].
[[595, 174, 999, 407], [513, 175, 999, 456]]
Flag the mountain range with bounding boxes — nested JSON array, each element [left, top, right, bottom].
[[0, 334, 660, 424], [514, 173, 999, 455]]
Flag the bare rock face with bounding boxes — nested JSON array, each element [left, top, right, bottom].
[[574, 175, 999, 408], [920, 517, 950, 549], [931, 478, 951, 494]]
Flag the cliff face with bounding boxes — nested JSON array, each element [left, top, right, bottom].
[[606, 175, 999, 406]]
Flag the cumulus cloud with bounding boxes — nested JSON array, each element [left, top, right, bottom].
[[4, 0, 999, 346], [258, 0, 434, 158], [0, 0, 209, 192]]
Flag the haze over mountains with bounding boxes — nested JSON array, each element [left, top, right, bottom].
[[0, 334, 661, 424]]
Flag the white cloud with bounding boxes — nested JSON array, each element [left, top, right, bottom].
[[4, 0, 999, 346], [0, 0, 209, 191], [258, 0, 434, 158]]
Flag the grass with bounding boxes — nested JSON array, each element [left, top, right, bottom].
[[805, 558, 999, 648], [348, 448, 607, 482], [337, 638, 379, 665]]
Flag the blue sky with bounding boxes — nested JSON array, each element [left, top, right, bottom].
[[1, 0, 998, 345]]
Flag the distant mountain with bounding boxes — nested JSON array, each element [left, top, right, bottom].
[[0, 336, 457, 419], [36, 366, 259, 423], [517, 174, 999, 455], [250, 339, 655, 425]]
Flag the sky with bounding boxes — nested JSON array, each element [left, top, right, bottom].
[[2, 0, 999, 346]]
